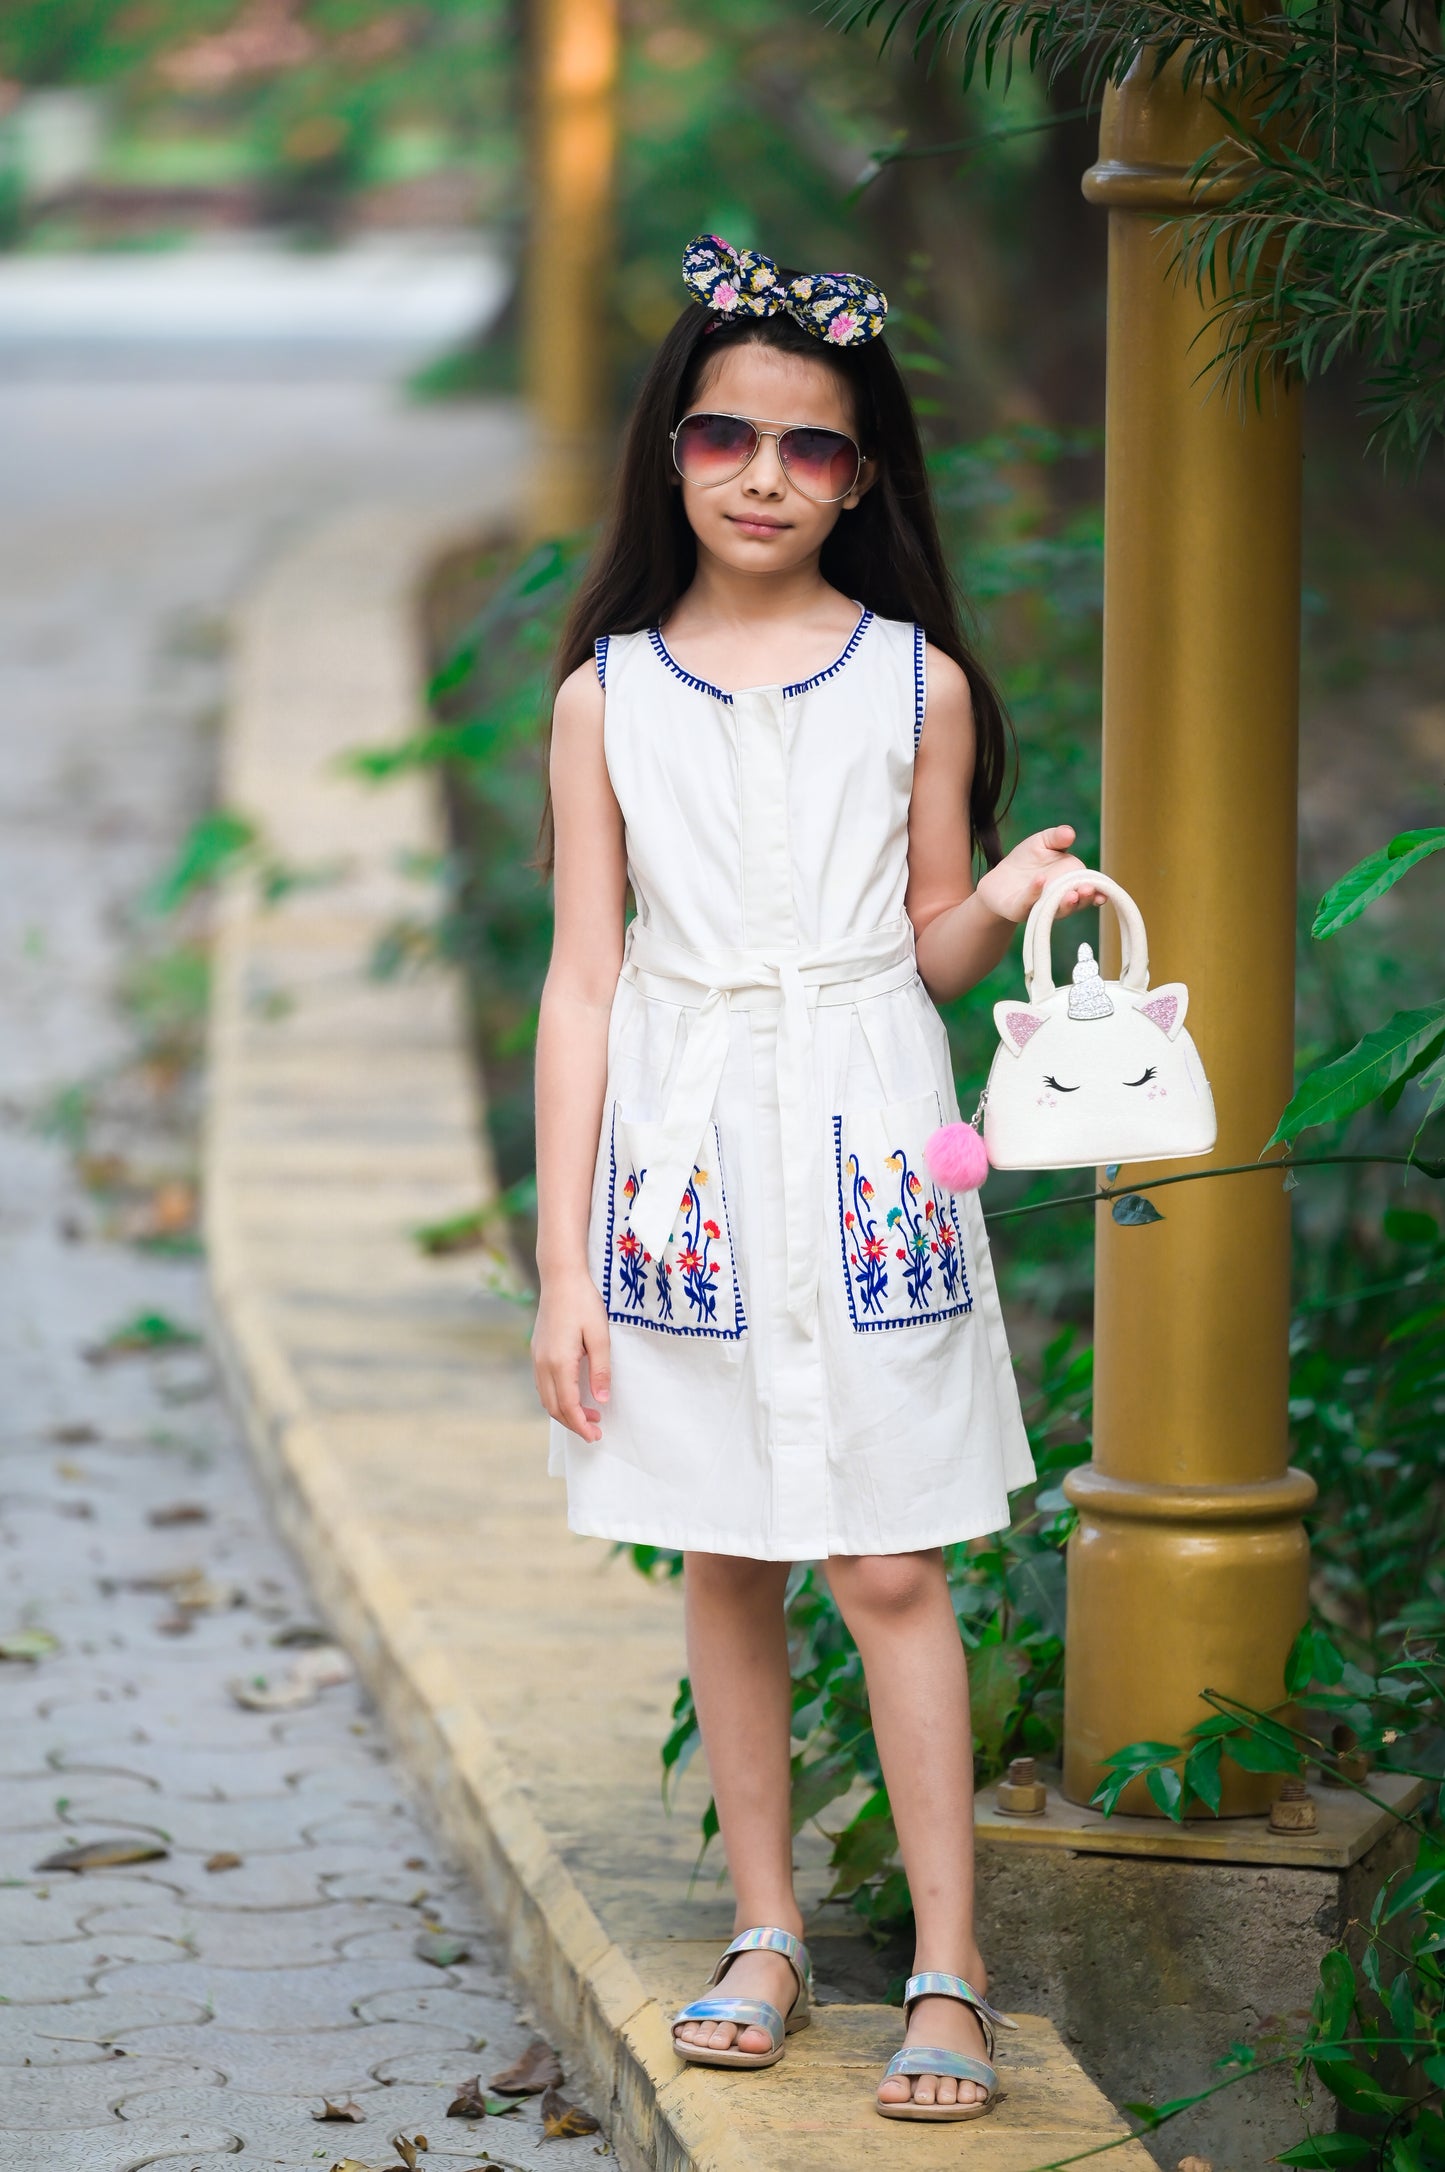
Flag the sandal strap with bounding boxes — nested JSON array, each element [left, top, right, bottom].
[[671, 1995, 783, 2051], [884, 2045, 998, 2093], [903, 1972, 1016, 2060], [713, 1925, 812, 1996]]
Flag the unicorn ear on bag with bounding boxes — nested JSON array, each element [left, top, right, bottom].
[[993, 1004, 1046, 1057], [1135, 984, 1188, 1039]]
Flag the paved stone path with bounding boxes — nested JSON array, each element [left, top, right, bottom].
[[0, 373, 604, 2168]]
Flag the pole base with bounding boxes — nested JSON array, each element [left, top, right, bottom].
[[1061, 1463, 1317, 1815]]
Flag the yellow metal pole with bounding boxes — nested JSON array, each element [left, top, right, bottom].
[[1062, 50, 1315, 1815], [524, 0, 618, 538]]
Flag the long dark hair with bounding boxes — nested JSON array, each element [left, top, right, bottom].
[[542, 299, 1016, 870]]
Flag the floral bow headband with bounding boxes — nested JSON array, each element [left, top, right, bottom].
[[681, 233, 888, 348]]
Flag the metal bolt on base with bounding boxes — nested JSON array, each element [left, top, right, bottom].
[[996, 1757, 1049, 1816], [1268, 1777, 1318, 1834]]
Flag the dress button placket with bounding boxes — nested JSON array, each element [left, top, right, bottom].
[[734, 689, 828, 1556]]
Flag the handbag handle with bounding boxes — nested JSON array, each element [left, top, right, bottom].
[[1023, 868, 1151, 1000]]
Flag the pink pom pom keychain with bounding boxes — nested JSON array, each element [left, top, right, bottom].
[[923, 1090, 990, 1193]]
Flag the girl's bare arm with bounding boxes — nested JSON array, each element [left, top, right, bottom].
[[531, 661, 627, 1443], [906, 646, 1102, 1004]]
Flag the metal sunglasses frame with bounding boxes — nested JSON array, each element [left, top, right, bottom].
[[669, 409, 863, 505]]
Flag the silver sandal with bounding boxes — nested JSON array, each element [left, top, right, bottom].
[[875, 1969, 1017, 2121], [670, 1926, 812, 2071]]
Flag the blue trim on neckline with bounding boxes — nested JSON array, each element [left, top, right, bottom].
[[648, 609, 875, 705]]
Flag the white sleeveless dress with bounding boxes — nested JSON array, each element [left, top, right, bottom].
[[547, 608, 1034, 1560]]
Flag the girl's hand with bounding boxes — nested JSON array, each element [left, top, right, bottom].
[[532, 1267, 611, 1443], [974, 825, 1106, 926]]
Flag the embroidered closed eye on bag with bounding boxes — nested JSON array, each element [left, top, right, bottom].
[[930, 869, 1217, 1184]]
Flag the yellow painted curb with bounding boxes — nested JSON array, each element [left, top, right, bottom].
[[206, 500, 1156, 2172]]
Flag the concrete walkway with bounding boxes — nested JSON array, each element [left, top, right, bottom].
[[206, 496, 1156, 2172], [0, 379, 606, 2168]]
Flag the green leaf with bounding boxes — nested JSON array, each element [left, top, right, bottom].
[[1219, 1730, 1302, 1776], [1098, 1739, 1184, 1772], [1316, 1948, 1356, 2040], [1309, 2052, 1411, 2117], [1275, 2137, 1372, 2168], [826, 1798, 899, 1898], [1382, 1863, 1445, 1923], [1146, 1763, 1185, 1820], [1312, 829, 1445, 938], [967, 1641, 1030, 1764], [145, 810, 258, 915], [1286, 1621, 1347, 1695], [790, 1752, 856, 1832], [1384, 1208, 1441, 1246], [1112, 1192, 1164, 1226], [1268, 1003, 1445, 1147], [1184, 1736, 1223, 1814]]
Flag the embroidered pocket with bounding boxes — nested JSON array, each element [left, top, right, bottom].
[[833, 1090, 973, 1332], [603, 1104, 747, 1340]]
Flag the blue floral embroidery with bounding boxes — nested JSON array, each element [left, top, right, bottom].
[[603, 1109, 747, 1340], [834, 1117, 973, 1332]]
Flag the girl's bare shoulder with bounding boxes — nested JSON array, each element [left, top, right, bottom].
[[921, 643, 975, 742], [552, 655, 606, 733]]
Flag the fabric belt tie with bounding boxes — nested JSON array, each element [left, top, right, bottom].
[[620, 917, 917, 1338]]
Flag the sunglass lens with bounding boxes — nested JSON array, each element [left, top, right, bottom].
[[674, 412, 757, 486], [778, 426, 859, 501]]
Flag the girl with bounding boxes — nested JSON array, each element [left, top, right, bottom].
[[531, 235, 1099, 2124]]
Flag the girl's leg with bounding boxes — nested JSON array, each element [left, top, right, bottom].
[[826, 1548, 990, 2109], [673, 1551, 802, 2055]]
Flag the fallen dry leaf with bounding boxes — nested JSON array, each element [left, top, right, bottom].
[[313, 2099, 366, 2123], [489, 2040, 563, 2096], [228, 1672, 316, 1712], [228, 1643, 352, 1712], [392, 2137, 427, 2168], [116, 1568, 240, 1610], [147, 1501, 209, 1527], [1176, 2160, 1213, 2172], [77, 1151, 130, 1193], [291, 1645, 354, 1689], [205, 1851, 242, 1873], [155, 1611, 193, 1636], [49, 1423, 98, 1445], [172, 1573, 243, 1612], [446, 2077, 524, 2120], [415, 1930, 469, 1968], [404, 1856, 426, 1871], [539, 2086, 601, 2140], [35, 1838, 169, 1873], [0, 1629, 59, 1663], [270, 1621, 331, 1647]]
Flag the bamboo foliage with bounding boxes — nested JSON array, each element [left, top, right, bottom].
[[837, 2, 1445, 458]]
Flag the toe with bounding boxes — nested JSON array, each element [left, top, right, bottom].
[[912, 2073, 937, 2106], [936, 2075, 958, 2105], [877, 2076, 911, 2104], [736, 2023, 773, 2054], [706, 2021, 736, 2050]]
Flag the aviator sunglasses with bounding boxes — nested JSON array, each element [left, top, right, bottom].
[[670, 409, 863, 505]]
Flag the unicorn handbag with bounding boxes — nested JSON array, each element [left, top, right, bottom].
[[941, 868, 1217, 1179]]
